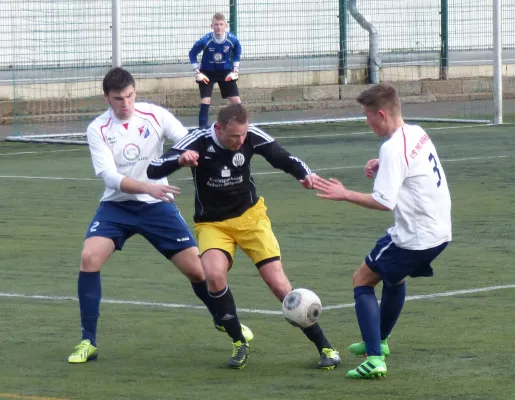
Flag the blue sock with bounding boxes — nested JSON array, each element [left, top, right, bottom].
[[199, 104, 210, 128], [354, 285, 381, 356], [380, 281, 406, 340], [78, 271, 101, 346], [191, 280, 220, 325]]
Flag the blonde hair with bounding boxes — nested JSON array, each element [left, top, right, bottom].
[[212, 13, 226, 22], [356, 83, 401, 114]]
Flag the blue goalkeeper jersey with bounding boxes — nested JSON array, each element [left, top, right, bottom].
[[189, 32, 241, 72]]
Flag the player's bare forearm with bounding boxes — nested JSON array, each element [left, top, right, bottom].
[[345, 191, 391, 211], [120, 176, 152, 195], [313, 176, 391, 211], [120, 176, 179, 202]]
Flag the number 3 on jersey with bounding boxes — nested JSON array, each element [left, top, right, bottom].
[[428, 153, 441, 187]]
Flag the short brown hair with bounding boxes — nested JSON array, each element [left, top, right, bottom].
[[212, 12, 226, 22], [356, 83, 401, 114], [217, 104, 248, 127], [103, 67, 135, 95]]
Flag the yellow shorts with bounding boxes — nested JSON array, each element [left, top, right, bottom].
[[194, 197, 281, 266]]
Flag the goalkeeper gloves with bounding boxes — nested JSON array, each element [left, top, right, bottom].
[[194, 69, 210, 84], [225, 66, 239, 82], [225, 72, 238, 81]]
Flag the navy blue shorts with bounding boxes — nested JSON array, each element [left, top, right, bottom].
[[85, 201, 196, 259], [365, 234, 449, 286]]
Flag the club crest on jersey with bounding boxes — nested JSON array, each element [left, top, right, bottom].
[[214, 53, 223, 61], [223, 46, 230, 53], [232, 153, 245, 167], [138, 126, 151, 139], [123, 143, 141, 161]]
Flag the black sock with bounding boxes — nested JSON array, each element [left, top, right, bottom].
[[209, 286, 245, 343], [301, 323, 332, 353], [191, 280, 220, 325]]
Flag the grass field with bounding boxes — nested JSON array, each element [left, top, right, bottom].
[[1, 122, 514, 400]]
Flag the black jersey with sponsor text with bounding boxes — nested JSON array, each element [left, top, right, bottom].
[[147, 125, 311, 222]]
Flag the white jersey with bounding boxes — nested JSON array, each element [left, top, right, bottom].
[[86, 102, 188, 203], [372, 124, 452, 250]]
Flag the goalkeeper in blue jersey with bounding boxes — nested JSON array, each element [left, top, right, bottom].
[[189, 13, 242, 128]]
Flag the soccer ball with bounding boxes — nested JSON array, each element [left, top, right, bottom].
[[282, 288, 322, 328]]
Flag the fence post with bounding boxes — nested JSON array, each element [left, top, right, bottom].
[[230, 0, 238, 36], [112, 0, 121, 67], [493, 0, 503, 124], [439, 0, 448, 80], [338, 0, 348, 84]]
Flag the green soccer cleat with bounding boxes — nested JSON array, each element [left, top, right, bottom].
[[348, 339, 390, 358], [346, 356, 387, 379], [215, 323, 254, 342], [317, 348, 341, 370], [228, 340, 250, 369], [68, 339, 98, 364]]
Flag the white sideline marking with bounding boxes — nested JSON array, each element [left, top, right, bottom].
[[0, 154, 511, 182], [0, 149, 83, 156], [0, 284, 513, 315], [274, 123, 493, 140], [0, 123, 494, 157], [0, 175, 99, 181]]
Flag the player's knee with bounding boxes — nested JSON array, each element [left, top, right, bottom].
[[181, 262, 205, 282], [204, 267, 226, 288], [179, 262, 205, 282], [80, 249, 103, 272], [352, 263, 380, 287], [170, 247, 205, 282]]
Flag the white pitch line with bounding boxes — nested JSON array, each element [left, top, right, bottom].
[[324, 284, 515, 309], [0, 284, 513, 315], [274, 123, 493, 140], [0, 123, 495, 157], [0, 175, 99, 181], [0, 154, 512, 183], [0, 148, 84, 156]]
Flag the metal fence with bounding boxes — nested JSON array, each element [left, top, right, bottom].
[[1, 0, 514, 71]]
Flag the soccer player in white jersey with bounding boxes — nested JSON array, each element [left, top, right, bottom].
[[312, 83, 452, 378], [67, 68, 252, 364]]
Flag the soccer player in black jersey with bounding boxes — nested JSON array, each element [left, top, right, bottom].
[[148, 104, 340, 370]]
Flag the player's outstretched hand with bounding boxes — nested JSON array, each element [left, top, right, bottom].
[[179, 150, 199, 167], [147, 184, 180, 203], [365, 158, 379, 179], [313, 176, 348, 201], [300, 173, 318, 189]]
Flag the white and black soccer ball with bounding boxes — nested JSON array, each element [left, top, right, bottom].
[[282, 288, 322, 328]]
